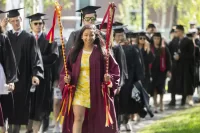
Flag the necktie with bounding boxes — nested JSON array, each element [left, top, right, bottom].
[[15, 32, 19, 36], [35, 34, 38, 40]]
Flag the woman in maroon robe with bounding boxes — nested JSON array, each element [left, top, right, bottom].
[[59, 25, 120, 133]]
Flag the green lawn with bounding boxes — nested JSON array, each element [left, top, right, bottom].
[[139, 106, 200, 133]]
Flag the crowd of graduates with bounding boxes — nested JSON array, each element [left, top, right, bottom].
[[0, 4, 199, 133]]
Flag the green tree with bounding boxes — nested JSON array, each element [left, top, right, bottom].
[[0, 0, 6, 5], [24, 0, 73, 14], [117, 0, 143, 31], [119, 0, 200, 31], [147, 0, 200, 31]]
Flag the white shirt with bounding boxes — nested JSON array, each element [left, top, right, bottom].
[[32, 31, 42, 39], [12, 29, 22, 36]]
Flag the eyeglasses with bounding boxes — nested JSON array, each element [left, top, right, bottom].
[[34, 22, 43, 26], [139, 37, 146, 40], [84, 17, 96, 22]]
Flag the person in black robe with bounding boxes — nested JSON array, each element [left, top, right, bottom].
[[126, 30, 137, 45], [0, 8, 44, 133], [167, 30, 179, 105], [112, 25, 128, 128], [0, 19, 18, 132], [135, 32, 154, 94], [25, 13, 59, 133], [150, 32, 171, 112], [112, 26, 145, 131], [146, 23, 157, 44], [65, 6, 101, 55], [168, 25, 195, 106], [119, 44, 146, 130], [186, 31, 200, 105]]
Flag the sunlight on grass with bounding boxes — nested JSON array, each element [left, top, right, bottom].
[[139, 106, 200, 133]]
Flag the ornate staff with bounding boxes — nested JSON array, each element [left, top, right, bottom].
[[98, 2, 116, 127], [46, 1, 75, 124]]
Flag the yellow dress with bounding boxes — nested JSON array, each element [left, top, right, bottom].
[[72, 50, 92, 108]]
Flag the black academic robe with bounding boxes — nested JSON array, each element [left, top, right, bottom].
[[51, 44, 63, 83], [0, 33, 18, 84], [168, 37, 179, 93], [0, 33, 18, 126], [65, 30, 81, 55], [30, 33, 59, 121], [112, 44, 128, 87], [141, 48, 155, 93], [193, 39, 200, 87], [112, 44, 128, 123], [150, 46, 171, 95], [169, 37, 195, 95], [119, 45, 145, 115], [1, 30, 44, 125]]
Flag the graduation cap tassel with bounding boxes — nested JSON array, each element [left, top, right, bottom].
[[46, 2, 75, 129], [80, 11, 83, 27], [99, 2, 116, 127]]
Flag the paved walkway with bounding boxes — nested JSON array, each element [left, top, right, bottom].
[[21, 92, 199, 133]]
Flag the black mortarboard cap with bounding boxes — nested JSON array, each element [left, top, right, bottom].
[[138, 31, 146, 36], [26, 13, 46, 21], [113, 21, 123, 26], [76, 6, 101, 14], [76, 6, 101, 26], [96, 22, 108, 30], [6, 8, 23, 18], [126, 30, 138, 38], [176, 25, 184, 31], [186, 33, 193, 38], [147, 23, 156, 28], [153, 32, 162, 37], [170, 28, 175, 34], [113, 25, 127, 33], [0, 10, 5, 14]]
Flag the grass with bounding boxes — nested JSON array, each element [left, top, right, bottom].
[[139, 106, 200, 133]]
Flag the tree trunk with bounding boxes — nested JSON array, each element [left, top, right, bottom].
[[172, 2, 178, 26], [169, 5, 175, 28], [161, 2, 166, 29]]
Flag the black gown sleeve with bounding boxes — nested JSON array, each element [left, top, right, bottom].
[[195, 39, 200, 47], [146, 51, 155, 64], [42, 41, 59, 67], [1, 34, 18, 83], [30, 35, 44, 79], [180, 39, 195, 60], [133, 46, 145, 81], [65, 31, 76, 55]]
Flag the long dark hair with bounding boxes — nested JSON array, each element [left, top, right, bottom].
[[70, 24, 102, 63], [152, 33, 165, 54], [136, 32, 147, 47], [0, 26, 3, 34]]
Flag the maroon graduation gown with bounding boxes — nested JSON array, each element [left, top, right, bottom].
[[59, 45, 120, 133]]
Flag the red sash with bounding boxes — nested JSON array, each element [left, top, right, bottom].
[[149, 43, 166, 72]]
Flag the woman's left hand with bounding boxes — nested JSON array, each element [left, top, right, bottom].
[[144, 41, 150, 53], [7, 83, 15, 91], [104, 74, 111, 82]]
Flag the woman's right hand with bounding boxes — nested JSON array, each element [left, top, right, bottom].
[[144, 41, 150, 53], [64, 75, 71, 84]]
